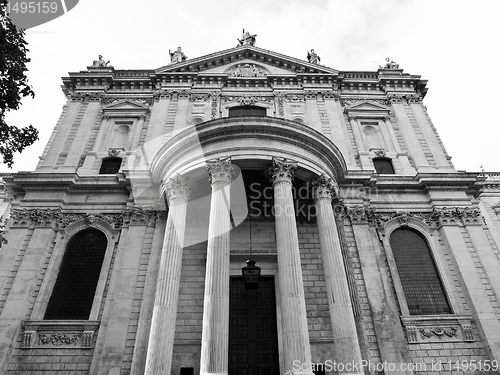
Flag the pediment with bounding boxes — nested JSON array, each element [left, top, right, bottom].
[[155, 45, 338, 76], [345, 100, 389, 112], [102, 99, 150, 112]]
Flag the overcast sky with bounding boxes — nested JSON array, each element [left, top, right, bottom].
[[2, 0, 499, 173]]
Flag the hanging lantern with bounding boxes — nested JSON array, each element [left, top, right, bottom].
[[242, 260, 261, 290]]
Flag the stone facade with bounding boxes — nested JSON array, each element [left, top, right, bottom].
[[1, 44, 500, 375]]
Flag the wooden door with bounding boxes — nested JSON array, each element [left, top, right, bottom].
[[229, 277, 279, 375]]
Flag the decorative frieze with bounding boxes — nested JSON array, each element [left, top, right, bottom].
[[335, 205, 483, 227], [189, 92, 211, 101], [154, 90, 190, 101], [386, 93, 422, 105], [70, 91, 104, 102], [221, 94, 274, 105], [9, 207, 166, 228], [21, 320, 100, 349]]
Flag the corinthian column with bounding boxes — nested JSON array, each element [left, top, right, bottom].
[[200, 157, 235, 375], [269, 157, 313, 375], [313, 175, 363, 373], [144, 174, 191, 375]]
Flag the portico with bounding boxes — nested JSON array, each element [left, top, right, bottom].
[[143, 116, 363, 375]]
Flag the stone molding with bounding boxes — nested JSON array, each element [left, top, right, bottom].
[[9, 207, 166, 229], [21, 320, 100, 349], [269, 157, 298, 185], [401, 315, 474, 344], [335, 205, 483, 227]]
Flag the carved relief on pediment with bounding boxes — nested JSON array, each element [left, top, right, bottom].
[[226, 63, 269, 78]]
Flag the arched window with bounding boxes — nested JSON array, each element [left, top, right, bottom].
[[373, 157, 395, 174], [228, 105, 266, 117], [390, 228, 451, 315], [99, 157, 122, 174], [44, 229, 107, 320]]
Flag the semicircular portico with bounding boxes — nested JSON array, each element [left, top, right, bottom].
[[151, 116, 346, 182]]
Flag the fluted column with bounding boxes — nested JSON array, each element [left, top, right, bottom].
[[269, 157, 313, 375], [313, 175, 363, 374], [200, 157, 235, 375], [144, 174, 191, 375]]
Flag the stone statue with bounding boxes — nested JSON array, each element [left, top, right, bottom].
[[92, 55, 110, 68], [307, 49, 320, 64], [169, 47, 187, 64], [237, 29, 257, 46], [382, 57, 399, 69]]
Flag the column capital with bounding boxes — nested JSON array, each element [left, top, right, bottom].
[[206, 157, 235, 185], [163, 174, 191, 203], [269, 157, 298, 185], [312, 174, 339, 201]]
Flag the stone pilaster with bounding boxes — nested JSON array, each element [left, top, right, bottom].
[[200, 157, 235, 375], [313, 175, 363, 373], [269, 157, 313, 375], [144, 174, 191, 375]]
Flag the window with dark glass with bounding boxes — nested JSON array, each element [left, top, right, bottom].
[[228, 106, 266, 117], [44, 229, 107, 320], [390, 228, 451, 315], [373, 157, 395, 174], [99, 157, 122, 174]]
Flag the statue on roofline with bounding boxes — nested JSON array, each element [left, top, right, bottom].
[[381, 57, 399, 69], [169, 47, 187, 64], [307, 49, 320, 64], [92, 55, 111, 68], [237, 28, 257, 46]]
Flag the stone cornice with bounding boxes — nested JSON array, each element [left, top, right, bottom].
[[3, 173, 131, 196]]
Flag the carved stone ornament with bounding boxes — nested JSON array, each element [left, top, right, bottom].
[[373, 149, 386, 157], [401, 315, 474, 344], [108, 148, 121, 157], [269, 157, 298, 185], [22, 320, 100, 349], [275, 92, 285, 118], [190, 92, 211, 101], [206, 157, 236, 185], [163, 174, 191, 202], [86, 214, 97, 226], [227, 63, 268, 78], [211, 91, 220, 119], [312, 174, 339, 201]]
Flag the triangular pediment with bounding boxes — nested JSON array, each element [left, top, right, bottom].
[[102, 99, 150, 111], [345, 100, 389, 112], [156, 45, 338, 76]]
